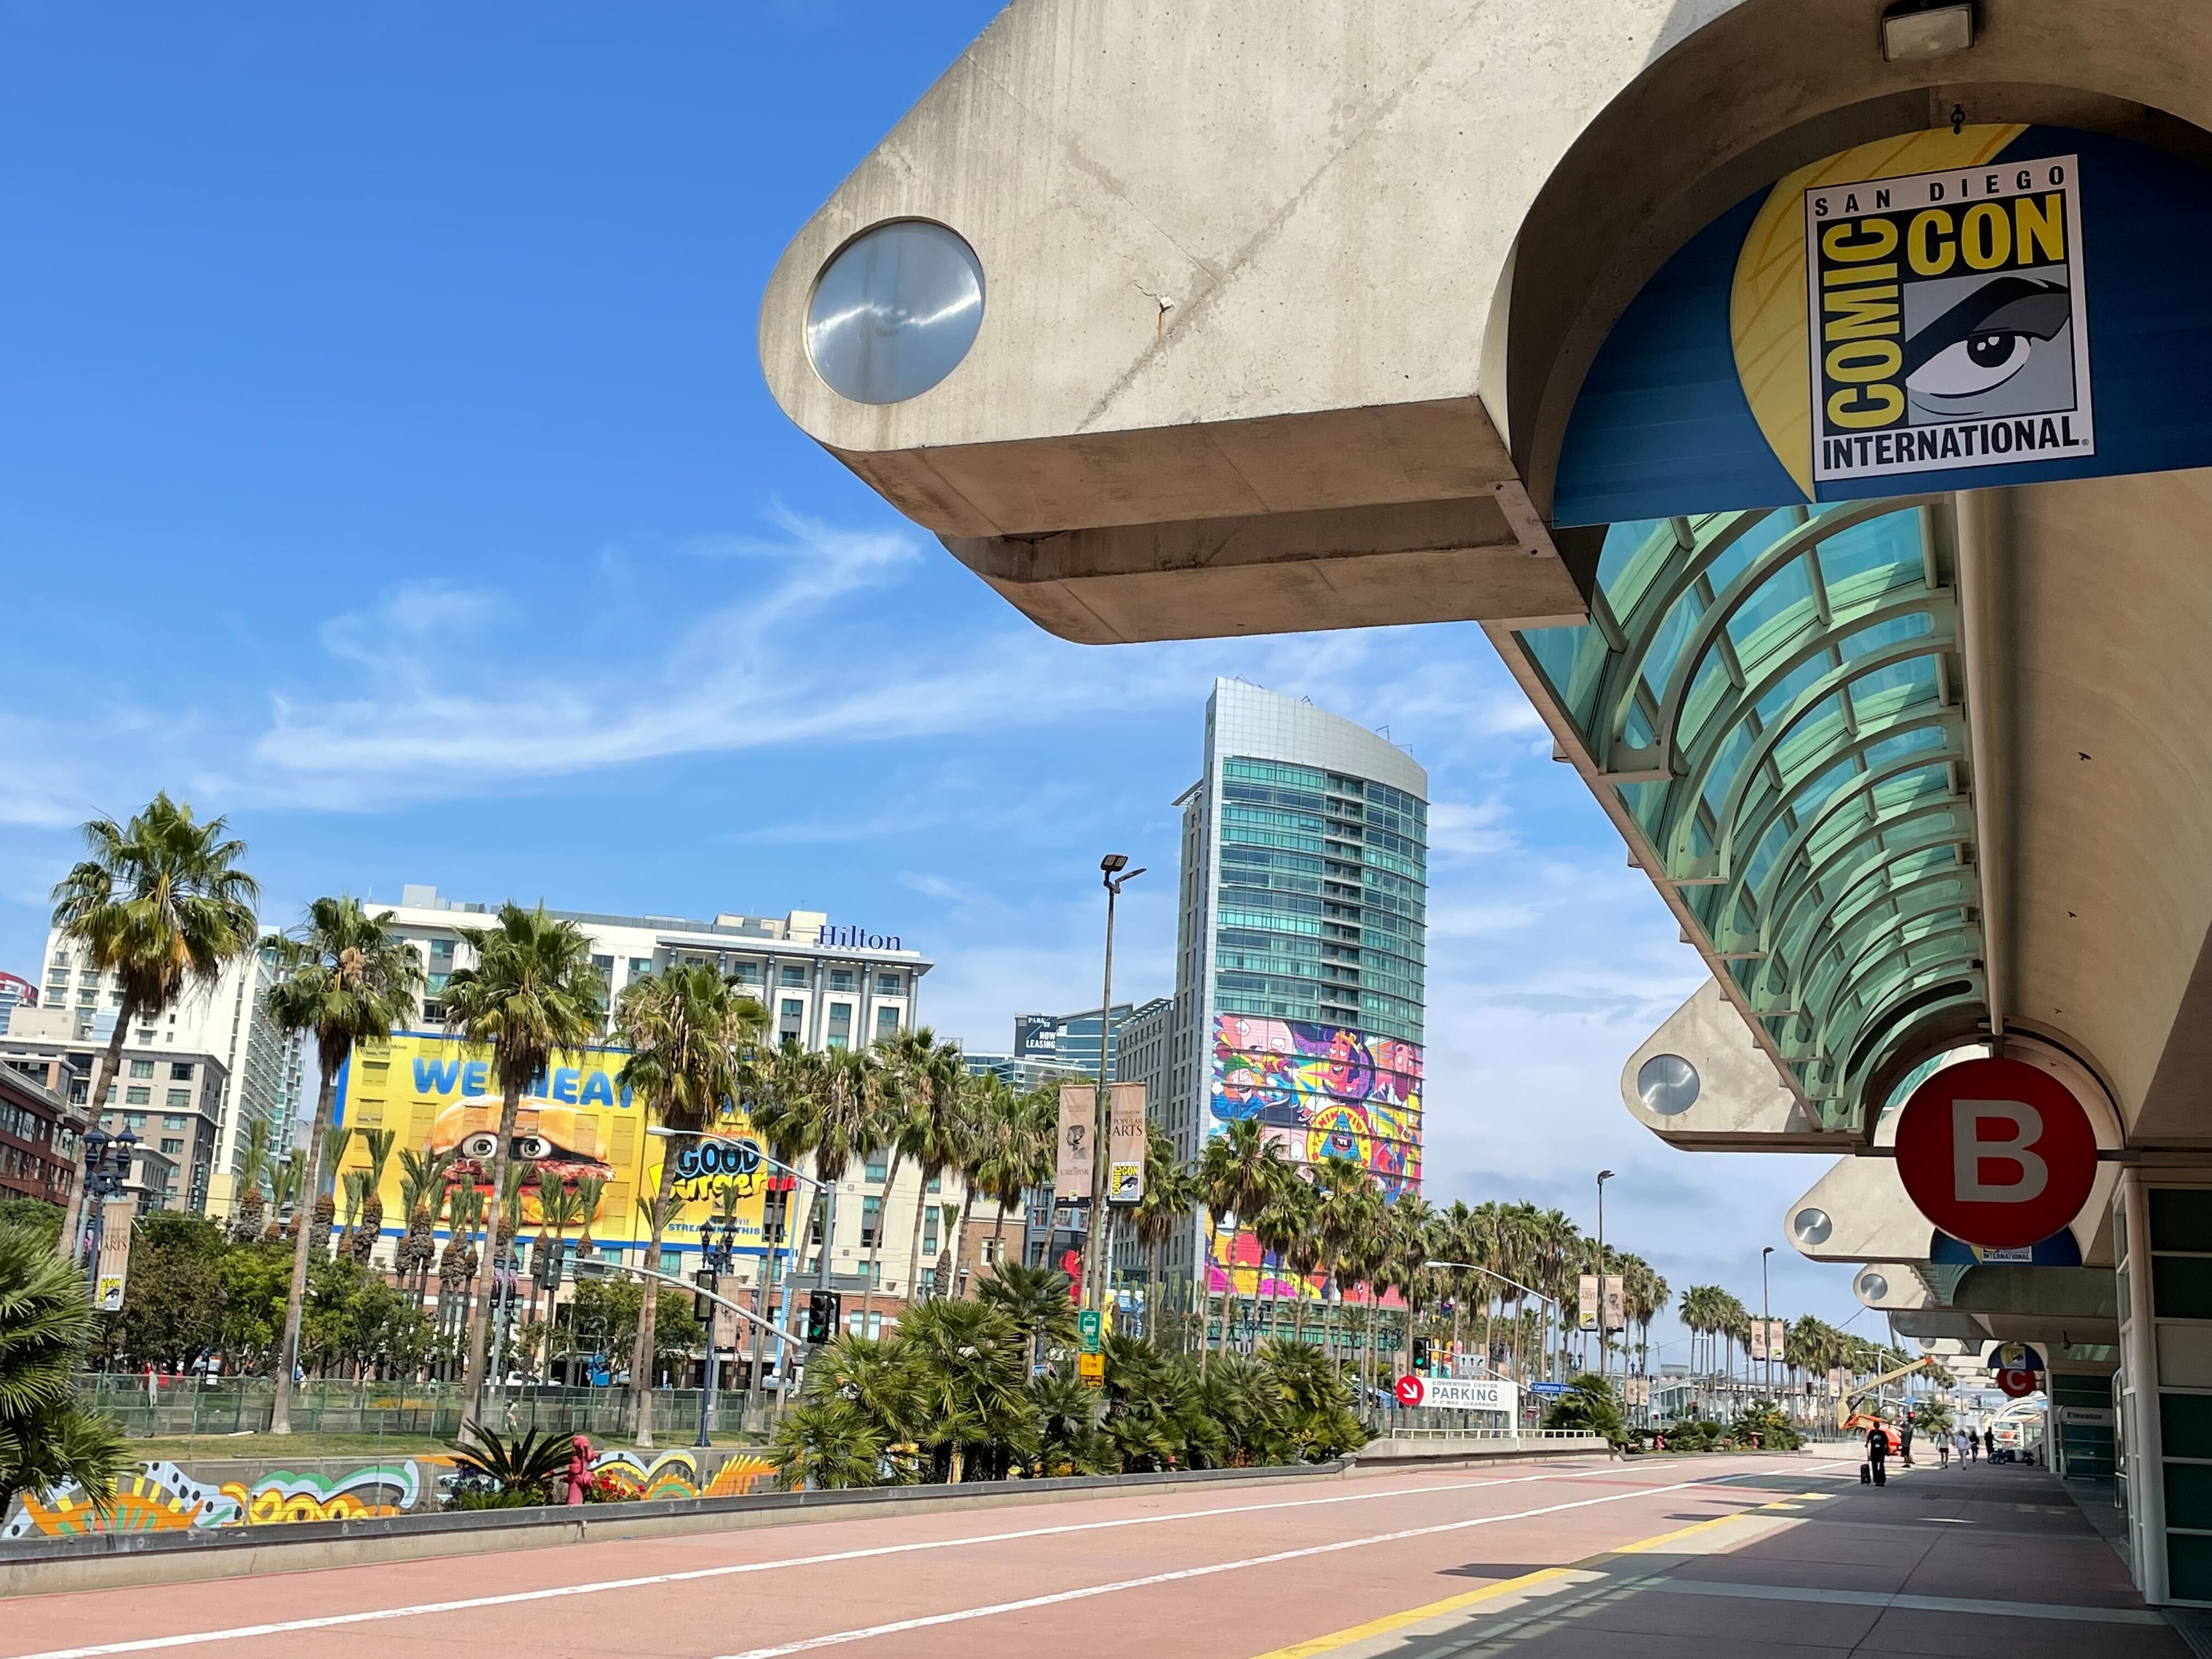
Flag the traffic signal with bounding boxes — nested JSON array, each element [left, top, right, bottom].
[[1413, 1335, 1432, 1374], [805, 1288, 842, 1344], [694, 1268, 719, 1323]]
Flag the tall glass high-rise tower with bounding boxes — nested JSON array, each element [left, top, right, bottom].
[[1154, 679, 1428, 1293]]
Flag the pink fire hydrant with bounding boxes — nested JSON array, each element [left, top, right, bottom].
[[564, 1435, 594, 1506]]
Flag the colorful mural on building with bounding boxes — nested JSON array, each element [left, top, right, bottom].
[[1205, 1013, 1423, 1297], [1209, 1014, 1422, 1192], [1, 1448, 776, 1538]]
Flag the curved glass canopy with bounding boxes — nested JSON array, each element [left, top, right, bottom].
[[1511, 500, 1983, 1132]]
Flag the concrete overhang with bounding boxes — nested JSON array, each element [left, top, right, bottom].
[[1622, 979, 1838, 1150]]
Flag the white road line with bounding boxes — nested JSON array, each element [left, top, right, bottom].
[[706, 1469, 1782, 1659], [6, 1462, 1658, 1659], [5, 1457, 1820, 1659]]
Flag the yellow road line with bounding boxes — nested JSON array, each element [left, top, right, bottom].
[[1248, 1567, 1576, 1659], [1248, 1488, 1826, 1658]]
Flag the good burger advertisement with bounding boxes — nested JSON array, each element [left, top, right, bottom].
[[332, 1032, 781, 1250]]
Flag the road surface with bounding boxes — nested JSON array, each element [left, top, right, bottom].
[[5, 1451, 2171, 1659]]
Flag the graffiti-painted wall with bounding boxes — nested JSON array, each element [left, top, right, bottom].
[[1, 1448, 776, 1538]]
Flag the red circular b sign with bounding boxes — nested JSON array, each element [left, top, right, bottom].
[[1394, 1374, 1425, 1407], [1895, 1058, 2097, 1249]]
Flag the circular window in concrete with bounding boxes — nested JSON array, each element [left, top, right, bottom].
[[806, 221, 985, 404], [1858, 1271, 1890, 1301], [1793, 1207, 1832, 1246], [1635, 1053, 1701, 1116]]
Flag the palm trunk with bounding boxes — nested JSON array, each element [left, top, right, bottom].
[[272, 1056, 340, 1435], [57, 1001, 136, 1263], [459, 1076, 526, 1430], [951, 1186, 978, 1296], [1144, 1237, 1161, 1347], [861, 1150, 902, 1319], [904, 1168, 932, 1304], [629, 1161, 676, 1447]]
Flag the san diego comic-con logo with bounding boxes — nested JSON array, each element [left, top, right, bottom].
[[1806, 155, 2094, 483]]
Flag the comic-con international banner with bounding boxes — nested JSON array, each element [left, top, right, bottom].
[[332, 1032, 784, 1255], [1551, 125, 2212, 525]]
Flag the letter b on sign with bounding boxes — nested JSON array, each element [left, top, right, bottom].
[[1895, 1058, 2096, 1249]]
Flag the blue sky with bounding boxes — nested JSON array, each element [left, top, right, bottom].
[[0, 2, 1871, 1346]]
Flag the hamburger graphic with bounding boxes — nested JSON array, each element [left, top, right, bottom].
[[426, 1098, 616, 1202]]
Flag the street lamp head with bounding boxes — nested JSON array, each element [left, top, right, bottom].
[[1099, 853, 1129, 874], [1597, 1168, 1615, 1182], [1763, 1245, 1775, 1257]]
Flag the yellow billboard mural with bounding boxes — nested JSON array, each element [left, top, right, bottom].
[[332, 1031, 787, 1255]]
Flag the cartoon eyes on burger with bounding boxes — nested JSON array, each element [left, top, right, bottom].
[[1906, 330, 2038, 399], [458, 1131, 500, 1160], [512, 1133, 554, 1160]]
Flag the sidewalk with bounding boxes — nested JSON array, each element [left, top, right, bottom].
[[1275, 1457, 2185, 1659]]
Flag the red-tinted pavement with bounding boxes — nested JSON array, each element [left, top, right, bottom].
[[5, 1452, 2158, 1659]]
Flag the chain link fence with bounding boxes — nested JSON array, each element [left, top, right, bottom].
[[74, 1375, 790, 1441]]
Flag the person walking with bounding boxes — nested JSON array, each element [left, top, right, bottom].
[[1866, 1420, 1890, 1487], [1983, 1425, 1996, 1462], [1899, 1417, 1916, 1467], [1937, 1433, 1951, 1469], [1955, 1427, 1971, 1466]]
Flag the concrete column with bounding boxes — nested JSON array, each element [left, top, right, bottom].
[[2119, 1168, 2169, 1601]]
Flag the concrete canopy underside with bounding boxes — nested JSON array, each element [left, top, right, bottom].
[[760, 0, 2212, 1382]]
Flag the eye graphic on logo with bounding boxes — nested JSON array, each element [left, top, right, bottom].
[[458, 1131, 500, 1160], [512, 1133, 552, 1160], [1901, 275, 2072, 416], [1909, 330, 2039, 398]]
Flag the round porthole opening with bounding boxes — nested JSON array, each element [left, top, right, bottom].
[[1635, 1053, 1701, 1116], [806, 221, 985, 405]]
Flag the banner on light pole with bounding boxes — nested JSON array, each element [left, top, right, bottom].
[[94, 1198, 134, 1313], [1054, 1084, 1096, 1196], [1578, 1274, 1598, 1332], [1106, 1083, 1147, 1204]]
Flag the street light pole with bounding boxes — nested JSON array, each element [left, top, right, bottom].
[[1085, 855, 1143, 1316], [1762, 1244, 1775, 1401], [1595, 1170, 1614, 1383]]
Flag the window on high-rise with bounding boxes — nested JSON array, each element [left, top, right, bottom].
[[860, 1195, 882, 1248], [876, 973, 900, 995], [875, 1006, 899, 1039], [166, 1091, 190, 1109], [170, 1062, 193, 1080], [129, 1060, 153, 1079], [781, 966, 807, 987], [830, 969, 854, 992], [827, 1004, 852, 1049]]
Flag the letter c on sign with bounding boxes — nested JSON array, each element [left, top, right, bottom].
[[1894, 1057, 2096, 1250]]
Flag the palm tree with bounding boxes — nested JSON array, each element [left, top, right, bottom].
[[1311, 1155, 1372, 1374], [875, 1031, 968, 1313], [396, 1147, 455, 1301], [572, 1173, 607, 1259], [1129, 1124, 1193, 1347], [265, 1154, 302, 1242], [1250, 1172, 1314, 1346], [438, 902, 606, 1428], [1385, 1194, 1440, 1383], [48, 792, 259, 1261], [261, 896, 424, 1435], [229, 1120, 276, 1243], [0, 1220, 132, 1516], [614, 962, 765, 1446], [1197, 1118, 1287, 1359], [349, 1128, 399, 1263]]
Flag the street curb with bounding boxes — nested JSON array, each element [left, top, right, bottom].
[[0, 1458, 1351, 1598]]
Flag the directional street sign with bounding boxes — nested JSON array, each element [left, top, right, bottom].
[[1895, 1057, 2098, 1249], [1396, 1375, 1516, 1414], [1076, 1350, 1104, 1387], [1394, 1374, 1426, 1407], [1530, 1380, 1571, 1397], [1077, 1308, 1103, 1354]]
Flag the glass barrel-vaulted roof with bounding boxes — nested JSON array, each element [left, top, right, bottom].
[[1510, 501, 1982, 1132]]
